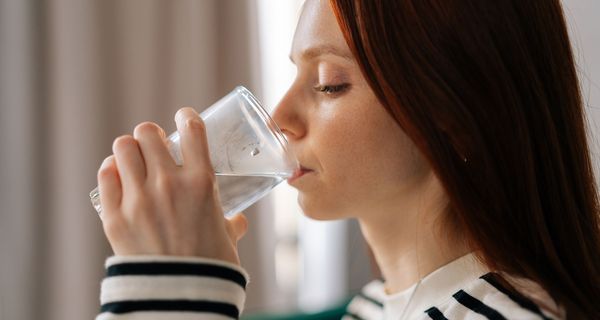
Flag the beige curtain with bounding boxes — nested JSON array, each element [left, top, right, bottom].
[[0, 1, 277, 319]]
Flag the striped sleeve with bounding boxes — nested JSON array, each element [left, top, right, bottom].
[[96, 255, 249, 320]]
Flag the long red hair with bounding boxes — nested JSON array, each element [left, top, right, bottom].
[[330, 0, 600, 318]]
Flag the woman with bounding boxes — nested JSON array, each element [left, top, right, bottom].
[[94, 0, 600, 319]]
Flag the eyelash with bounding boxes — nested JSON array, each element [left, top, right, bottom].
[[313, 83, 350, 95]]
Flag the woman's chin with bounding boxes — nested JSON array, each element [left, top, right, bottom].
[[302, 211, 340, 221], [297, 196, 350, 221]]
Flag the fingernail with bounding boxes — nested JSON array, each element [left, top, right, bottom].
[[186, 118, 202, 128]]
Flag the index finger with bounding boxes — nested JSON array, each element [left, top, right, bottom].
[[174, 107, 213, 172]]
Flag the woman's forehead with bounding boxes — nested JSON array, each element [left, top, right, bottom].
[[290, 0, 352, 64]]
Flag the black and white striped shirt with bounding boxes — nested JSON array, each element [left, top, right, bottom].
[[96, 253, 564, 319], [342, 253, 563, 319]]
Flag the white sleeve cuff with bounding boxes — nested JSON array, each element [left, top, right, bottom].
[[98, 255, 249, 319]]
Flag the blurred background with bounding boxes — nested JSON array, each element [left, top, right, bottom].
[[0, 1, 598, 319]]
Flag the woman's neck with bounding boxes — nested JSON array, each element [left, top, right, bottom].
[[360, 214, 471, 294]]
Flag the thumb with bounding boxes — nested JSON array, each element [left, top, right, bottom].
[[226, 212, 248, 244]]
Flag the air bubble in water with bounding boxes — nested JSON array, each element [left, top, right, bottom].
[[250, 148, 260, 157]]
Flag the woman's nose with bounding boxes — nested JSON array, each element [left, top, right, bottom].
[[271, 88, 306, 140]]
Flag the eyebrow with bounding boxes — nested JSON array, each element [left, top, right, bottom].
[[289, 44, 354, 63]]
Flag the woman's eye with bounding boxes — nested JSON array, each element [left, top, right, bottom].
[[313, 83, 350, 95]]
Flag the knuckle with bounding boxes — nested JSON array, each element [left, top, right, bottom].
[[152, 170, 177, 191], [134, 121, 163, 138], [181, 106, 196, 113], [97, 156, 117, 179], [112, 135, 136, 153], [97, 165, 115, 180], [186, 171, 216, 192], [176, 107, 197, 118]]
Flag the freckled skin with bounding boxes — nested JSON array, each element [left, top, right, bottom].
[[273, 0, 433, 222]]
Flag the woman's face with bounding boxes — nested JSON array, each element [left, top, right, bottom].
[[273, 0, 435, 221]]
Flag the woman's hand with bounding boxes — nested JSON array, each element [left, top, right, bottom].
[[96, 107, 247, 265]]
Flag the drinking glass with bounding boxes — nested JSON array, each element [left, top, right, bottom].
[[90, 86, 297, 218]]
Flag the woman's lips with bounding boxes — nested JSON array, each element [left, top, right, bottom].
[[287, 166, 313, 184]]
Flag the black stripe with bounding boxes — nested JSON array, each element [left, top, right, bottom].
[[100, 299, 239, 318], [453, 290, 507, 320], [106, 262, 246, 289], [424, 306, 449, 320], [342, 311, 364, 320], [480, 273, 553, 320], [358, 291, 384, 308]]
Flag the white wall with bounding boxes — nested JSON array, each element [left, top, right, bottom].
[[562, 0, 600, 183]]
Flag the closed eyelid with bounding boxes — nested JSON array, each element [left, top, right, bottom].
[[318, 66, 350, 84], [319, 74, 349, 84]]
